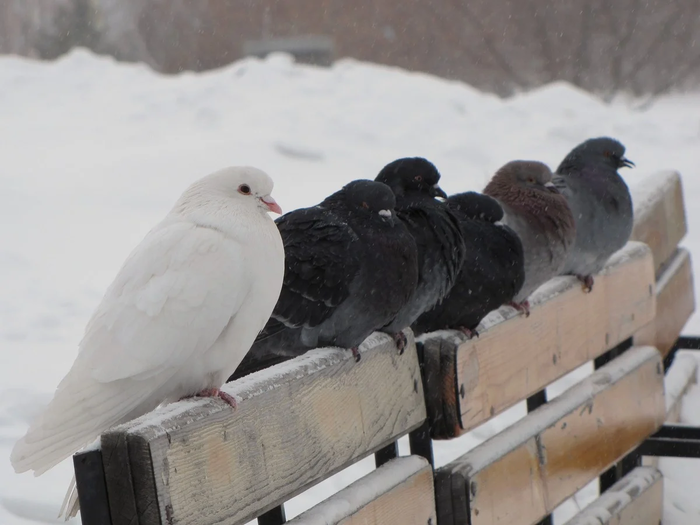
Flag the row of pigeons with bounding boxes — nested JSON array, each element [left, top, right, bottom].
[[231, 136, 634, 379], [11, 137, 633, 520]]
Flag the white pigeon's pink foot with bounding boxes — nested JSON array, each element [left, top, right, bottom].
[[182, 388, 237, 408]]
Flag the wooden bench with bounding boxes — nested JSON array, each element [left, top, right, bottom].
[[74, 171, 696, 525]]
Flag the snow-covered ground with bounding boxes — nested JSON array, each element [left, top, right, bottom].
[[1, 49, 699, 524]]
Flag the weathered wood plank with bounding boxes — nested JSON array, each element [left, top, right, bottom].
[[102, 330, 425, 525], [288, 456, 436, 525], [448, 242, 655, 433], [630, 171, 687, 274], [435, 346, 666, 525], [635, 248, 695, 356], [562, 467, 662, 525], [73, 447, 112, 525]]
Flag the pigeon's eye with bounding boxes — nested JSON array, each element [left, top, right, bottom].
[[362, 202, 370, 209], [603, 150, 611, 158], [238, 184, 252, 195], [414, 175, 423, 182], [527, 177, 536, 184]]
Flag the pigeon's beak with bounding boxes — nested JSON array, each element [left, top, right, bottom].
[[261, 195, 283, 215], [620, 157, 635, 169], [429, 184, 448, 199], [544, 181, 560, 194]]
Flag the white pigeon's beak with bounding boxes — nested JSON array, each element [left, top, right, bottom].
[[260, 195, 283, 215], [378, 209, 392, 218]]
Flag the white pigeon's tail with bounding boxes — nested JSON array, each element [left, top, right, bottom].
[[11, 362, 162, 476], [59, 476, 80, 521]]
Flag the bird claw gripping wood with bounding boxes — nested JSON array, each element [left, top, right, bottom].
[[459, 327, 480, 339], [393, 332, 407, 355], [508, 300, 530, 318], [184, 388, 238, 409], [350, 347, 362, 362], [577, 274, 594, 293]]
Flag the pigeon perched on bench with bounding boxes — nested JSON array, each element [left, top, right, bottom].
[[231, 180, 419, 380], [10, 167, 284, 517], [484, 160, 575, 316], [375, 157, 467, 333], [554, 137, 634, 292], [412, 191, 525, 337]]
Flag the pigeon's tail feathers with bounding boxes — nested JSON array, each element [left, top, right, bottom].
[[10, 365, 163, 476], [59, 476, 80, 520]]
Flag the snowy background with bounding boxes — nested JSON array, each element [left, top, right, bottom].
[[1, 49, 699, 524]]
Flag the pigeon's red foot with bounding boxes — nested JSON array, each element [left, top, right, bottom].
[[508, 300, 530, 318], [350, 347, 362, 362], [458, 327, 479, 339], [192, 388, 238, 408], [393, 332, 408, 355], [576, 274, 594, 293]]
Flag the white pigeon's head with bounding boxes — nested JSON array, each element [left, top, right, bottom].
[[179, 166, 283, 218]]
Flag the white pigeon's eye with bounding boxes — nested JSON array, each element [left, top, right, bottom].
[[238, 184, 251, 195]]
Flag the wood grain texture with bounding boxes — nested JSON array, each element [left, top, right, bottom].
[[288, 456, 436, 525], [454, 242, 656, 432], [436, 346, 666, 525], [417, 334, 461, 439], [562, 467, 662, 525], [102, 330, 425, 525], [631, 170, 687, 273], [635, 248, 695, 356]]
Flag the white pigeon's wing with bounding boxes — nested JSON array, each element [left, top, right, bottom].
[[10, 219, 248, 475], [81, 219, 248, 383]]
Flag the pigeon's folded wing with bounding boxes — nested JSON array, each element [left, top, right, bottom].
[[81, 220, 246, 383], [267, 208, 361, 331], [400, 205, 465, 300]]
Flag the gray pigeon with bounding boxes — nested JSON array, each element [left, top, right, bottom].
[[483, 160, 576, 316], [230, 180, 419, 380], [554, 137, 634, 291], [375, 157, 467, 333]]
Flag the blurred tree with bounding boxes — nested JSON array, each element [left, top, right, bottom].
[[2, 0, 700, 98]]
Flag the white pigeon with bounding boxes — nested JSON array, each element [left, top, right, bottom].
[[10, 166, 284, 487]]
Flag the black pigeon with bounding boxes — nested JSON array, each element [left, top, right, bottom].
[[374, 157, 467, 336], [412, 192, 525, 337], [230, 180, 418, 380]]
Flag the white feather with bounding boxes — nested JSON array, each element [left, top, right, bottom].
[[10, 167, 284, 499]]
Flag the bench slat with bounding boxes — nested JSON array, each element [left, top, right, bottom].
[[631, 170, 687, 273], [435, 346, 666, 525], [562, 467, 662, 525], [449, 241, 655, 434], [288, 456, 436, 525], [635, 248, 695, 356], [102, 330, 425, 525]]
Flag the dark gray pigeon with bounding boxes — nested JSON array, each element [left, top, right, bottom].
[[375, 157, 467, 334], [554, 137, 634, 292], [229, 180, 418, 380], [484, 161, 576, 316], [412, 191, 525, 337]]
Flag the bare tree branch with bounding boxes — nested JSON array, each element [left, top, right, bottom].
[[448, 0, 530, 90]]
